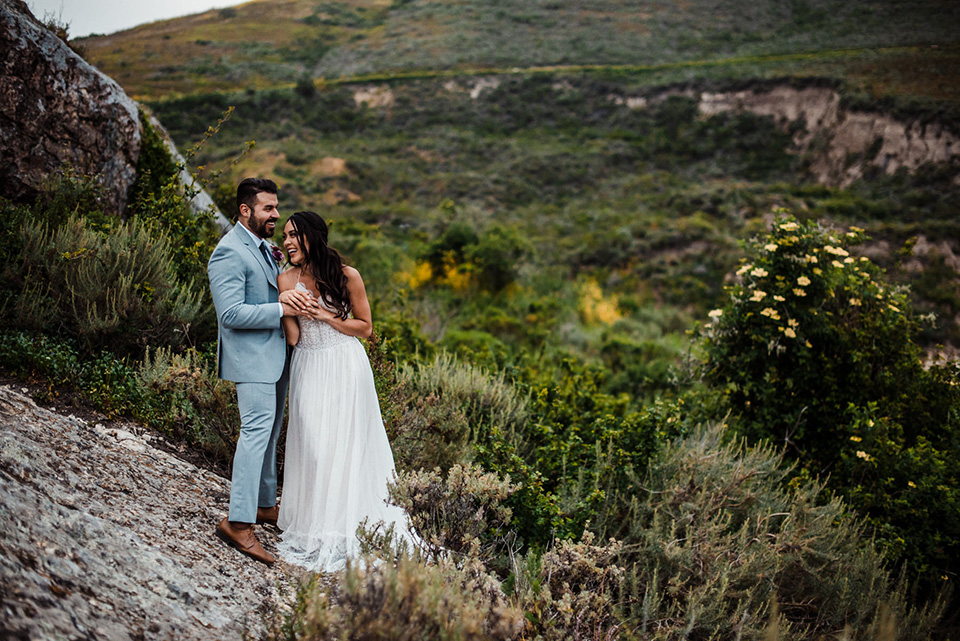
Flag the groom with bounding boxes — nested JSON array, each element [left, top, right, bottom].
[[207, 177, 314, 564]]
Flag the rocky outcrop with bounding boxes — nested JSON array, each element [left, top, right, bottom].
[[597, 84, 959, 187], [698, 86, 959, 186], [0, 386, 299, 640], [0, 0, 140, 214]]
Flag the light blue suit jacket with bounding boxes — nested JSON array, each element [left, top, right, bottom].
[[207, 224, 286, 383]]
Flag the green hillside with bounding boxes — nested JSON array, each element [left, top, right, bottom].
[[79, 0, 960, 102]]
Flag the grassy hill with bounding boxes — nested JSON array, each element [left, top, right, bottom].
[[79, 0, 960, 102]]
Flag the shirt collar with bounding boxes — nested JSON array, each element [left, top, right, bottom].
[[237, 220, 268, 248]]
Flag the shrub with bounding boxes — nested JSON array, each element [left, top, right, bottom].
[[387, 464, 517, 563], [77, 352, 143, 418], [701, 214, 920, 462], [0, 330, 80, 388], [610, 425, 945, 640], [513, 534, 625, 641], [14, 215, 202, 355], [136, 346, 240, 461], [700, 213, 960, 590], [386, 353, 529, 473], [268, 556, 524, 641], [129, 112, 222, 291]]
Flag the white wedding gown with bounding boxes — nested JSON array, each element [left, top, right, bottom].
[[276, 283, 412, 572]]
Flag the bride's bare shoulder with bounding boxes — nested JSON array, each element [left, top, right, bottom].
[[278, 268, 299, 291]]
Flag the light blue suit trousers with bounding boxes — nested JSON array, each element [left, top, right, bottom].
[[207, 224, 289, 523]]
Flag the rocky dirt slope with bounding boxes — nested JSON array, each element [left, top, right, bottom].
[[0, 385, 299, 640]]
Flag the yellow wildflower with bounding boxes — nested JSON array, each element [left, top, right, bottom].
[[908, 481, 916, 488], [850, 226, 865, 233], [813, 267, 822, 275], [793, 288, 807, 297], [750, 290, 768, 302], [751, 267, 769, 278], [797, 276, 811, 286], [850, 435, 862, 442], [760, 307, 780, 320], [783, 328, 796, 338], [764, 243, 778, 252], [844, 257, 855, 264], [824, 245, 849, 257], [779, 221, 799, 231], [805, 340, 813, 348], [736, 264, 752, 276], [774, 295, 785, 302], [788, 318, 799, 328], [850, 298, 861, 306], [856, 451, 872, 461], [832, 260, 844, 268], [708, 309, 723, 319]]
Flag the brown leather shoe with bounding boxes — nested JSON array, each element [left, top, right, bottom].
[[215, 518, 275, 565], [256, 505, 280, 528]]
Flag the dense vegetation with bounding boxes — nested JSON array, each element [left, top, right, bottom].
[[3, 93, 959, 636], [7, 0, 959, 637]]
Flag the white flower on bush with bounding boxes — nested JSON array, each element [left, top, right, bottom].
[[750, 290, 768, 302]]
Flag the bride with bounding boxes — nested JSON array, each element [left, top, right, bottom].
[[275, 210, 411, 572]]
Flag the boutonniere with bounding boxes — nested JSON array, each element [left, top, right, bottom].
[[270, 245, 285, 266]]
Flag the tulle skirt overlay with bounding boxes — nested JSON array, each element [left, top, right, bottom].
[[276, 316, 411, 572]]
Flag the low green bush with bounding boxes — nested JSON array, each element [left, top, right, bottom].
[[609, 424, 945, 640], [14, 214, 202, 355], [388, 464, 517, 564], [137, 346, 240, 461], [268, 556, 524, 641]]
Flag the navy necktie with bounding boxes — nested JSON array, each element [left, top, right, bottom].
[[259, 243, 275, 273]]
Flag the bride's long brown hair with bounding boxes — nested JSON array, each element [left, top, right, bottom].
[[287, 211, 351, 320]]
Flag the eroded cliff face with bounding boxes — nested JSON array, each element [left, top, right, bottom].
[[0, 0, 141, 214], [698, 86, 958, 186], [440, 78, 958, 188]]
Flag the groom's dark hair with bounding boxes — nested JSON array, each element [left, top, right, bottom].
[[236, 178, 278, 219]]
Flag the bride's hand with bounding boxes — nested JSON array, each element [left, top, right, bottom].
[[307, 306, 336, 323], [280, 288, 319, 314]]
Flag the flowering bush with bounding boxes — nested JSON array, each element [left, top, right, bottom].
[[701, 212, 960, 593]]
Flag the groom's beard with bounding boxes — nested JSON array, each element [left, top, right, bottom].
[[251, 217, 277, 239]]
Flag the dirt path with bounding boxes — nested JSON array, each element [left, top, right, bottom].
[[0, 385, 301, 640]]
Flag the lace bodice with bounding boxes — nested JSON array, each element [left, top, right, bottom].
[[294, 283, 356, 351]]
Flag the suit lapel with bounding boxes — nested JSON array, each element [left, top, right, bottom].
[[233, 224, 279, 291]]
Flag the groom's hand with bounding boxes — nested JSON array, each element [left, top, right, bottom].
[[280, 289, 319, 316]]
